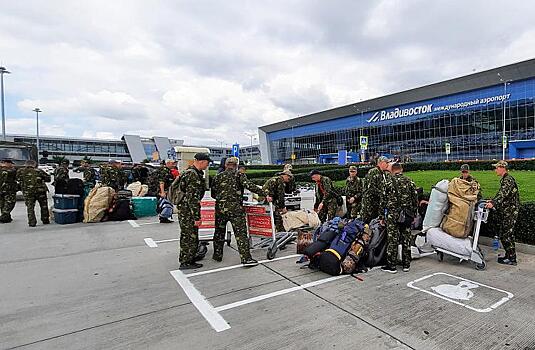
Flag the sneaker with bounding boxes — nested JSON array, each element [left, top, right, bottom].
[[402, 266, 410, 272], [381, 265, 397, 274], [179, 262, 203, 270], [159, 217, 174, 224], [497, 257, 517, 266], [242, 258, 259, 267]]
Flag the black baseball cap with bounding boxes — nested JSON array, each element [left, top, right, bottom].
[[194, 153, 212, 162], [308, 169, 321, 176]]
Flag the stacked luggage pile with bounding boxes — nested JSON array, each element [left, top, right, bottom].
[[422, 178, 488, 270], [297, 217, 388, 276]]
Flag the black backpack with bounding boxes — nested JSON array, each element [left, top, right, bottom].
[[66, 178, 84, 196], [363, 218, 388, 267]]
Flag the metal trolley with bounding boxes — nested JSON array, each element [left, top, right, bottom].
[[244, 202, 296, 260], [435, 202, 489, 270]]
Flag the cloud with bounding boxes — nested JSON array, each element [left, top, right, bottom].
[[1, 0, 535, 146]]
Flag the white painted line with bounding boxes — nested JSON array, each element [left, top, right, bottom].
[[215, 275, 349, 312], [407, 272, 514, 313], [155, 238, 180, 244], [138, 222, 161, 226], [170, 270, 231, 332], [128, 220, 140, 228], [184, 254, 301, 278], [144, 238, 158, 248]]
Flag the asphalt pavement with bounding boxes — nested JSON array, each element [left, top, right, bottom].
[[1, 194, 535, 350]]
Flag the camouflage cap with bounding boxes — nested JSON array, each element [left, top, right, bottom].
[[377, 156, 390, 163], [492, 160, 508, 168], [225, 157, 239, 165], [349, 165, 358, 172], [460, 164, 470, 171], [308, 169, 321, 176], [277, 170, 293, 177]]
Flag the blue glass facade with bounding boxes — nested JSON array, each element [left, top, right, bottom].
[[266, 78, 535, 163]]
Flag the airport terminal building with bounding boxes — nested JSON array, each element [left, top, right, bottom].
[[259, 59, 535, 164]]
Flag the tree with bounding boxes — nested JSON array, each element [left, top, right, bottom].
[[52, 155, 67, 164], [82, 156, 93, 164]]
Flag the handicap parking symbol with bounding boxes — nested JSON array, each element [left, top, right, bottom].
[[407, 272, 513, 313]]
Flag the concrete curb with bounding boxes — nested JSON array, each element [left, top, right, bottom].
[[479, 236, 535, 255]]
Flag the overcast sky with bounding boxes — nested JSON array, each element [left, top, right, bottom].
[[1, 0, 535, 146]]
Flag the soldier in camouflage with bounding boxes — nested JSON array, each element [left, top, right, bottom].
[[485, 160, 520, 265], [17, 160, 51, 227], [53, 160, 70, 193], [283, 164, 296, 194], [310, 169, 340, 223], [360, 156, 390, 223], [99, 160, 127, 191], [263, 171, 292, 232], [344, 165, 363, 219], [75, 160, 97, 196], [460, 164, 482, 200], [382, 163, 418, 273], [211, 157, 264, 266], [177, 153, 210, 270], [0, 159, 18, 223]]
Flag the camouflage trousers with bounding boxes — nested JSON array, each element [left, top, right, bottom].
[[177, 208, 199, 264], [316, 200, 338, 223], [499, 210, 518, 259], [360, 193, 381, 224], [346, 200, 361, 219], [386, 212, 411, 267], [273, 209, 285, 233], [213, 209, 252, 262], [0, 191, 16, 222], [24, 191, 50, 226]]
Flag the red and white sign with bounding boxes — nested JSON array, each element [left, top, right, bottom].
[[198, 194, 216, 239], [245, 204, 274, 237]]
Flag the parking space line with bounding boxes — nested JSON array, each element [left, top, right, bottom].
[[144, 238, 180, 248], [128, 220, 140, 228], [215, 275, 349, 312], [170, 269, 231, 332], [184, 254, 301, 277]]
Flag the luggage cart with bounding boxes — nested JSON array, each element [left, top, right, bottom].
[[244, 202, 296, 260], [434, 201, 489, 270]]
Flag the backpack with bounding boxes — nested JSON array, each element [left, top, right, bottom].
[[327, 220, 364, 259], [158, 197, 174, 219], [66, 178, 84, 196], [364, 218, 388, 267], [168, 175, 185, 205]]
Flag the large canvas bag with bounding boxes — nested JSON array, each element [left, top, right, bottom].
[[427, 227, 473, 256], [441, 178, 480, 238], [422, 180, 449, 233], [282, 209, 321, 231], [84, 184, 115, 223]]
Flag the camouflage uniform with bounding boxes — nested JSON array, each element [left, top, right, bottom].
[[0, 165, 18, 223], [313, 175, 340, 222], [53, 165, 69, 192], [491, 173, 520, 259], [157, 166, 175, 193], [344, 175, 363, 219], [211, 169, 264, 261], [17, 167, 51, 226], [263, 176, 286, 232], [177, 166, 206, 264], [360, 166, 387, 223], [99, 165, 127, 191], [386, 173, 418, 268]]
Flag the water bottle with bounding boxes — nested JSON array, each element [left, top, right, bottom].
[[492, 235, 500, 251]]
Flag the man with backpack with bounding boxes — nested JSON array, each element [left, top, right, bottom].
[[53, 159, 70, 194], [344, 165, 363, 219], [382, 162, 418, 273], [175, 153, 211, 270], [310, 169, 341, 223], [360, 156, 390, 223], [157, 159, 177, 223], [211, 157, 264, 266]]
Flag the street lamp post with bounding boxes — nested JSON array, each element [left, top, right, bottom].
[[245, 132, 256, 165], [33, 108, 42, 163], [0, 66, 10, 141], [498, 73, 512, 161]]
